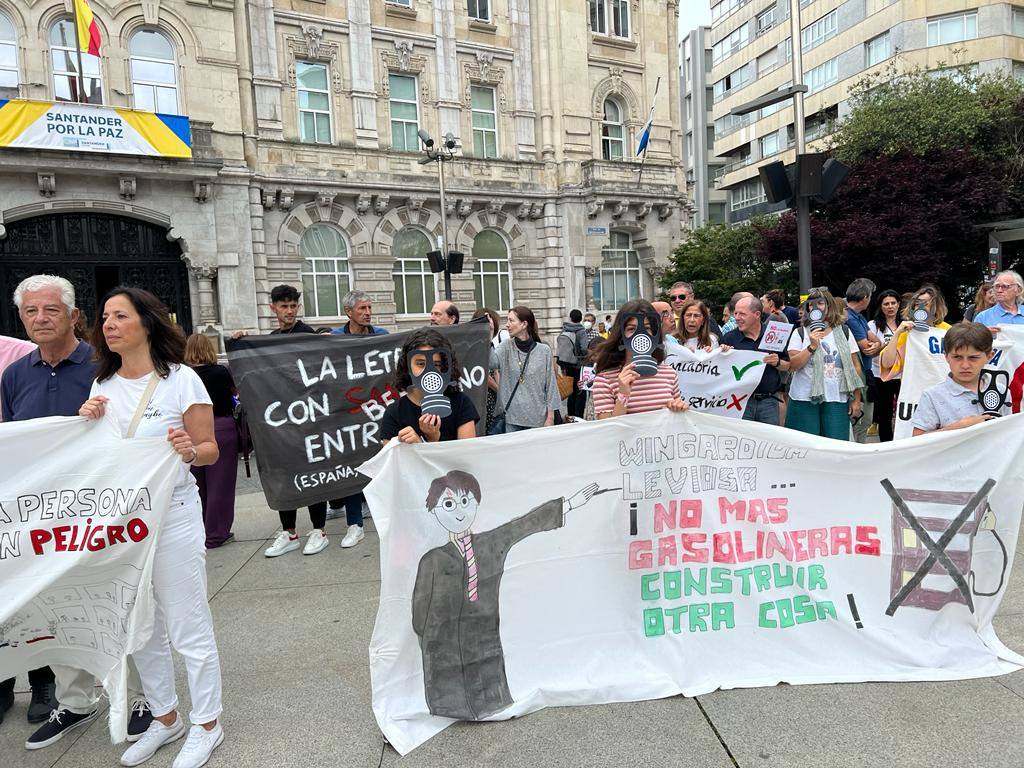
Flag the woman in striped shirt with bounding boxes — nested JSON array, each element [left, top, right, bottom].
[[591, 299, 688, 419]]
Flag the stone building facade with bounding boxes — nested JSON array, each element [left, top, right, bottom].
[[0, 0, 687, 341]]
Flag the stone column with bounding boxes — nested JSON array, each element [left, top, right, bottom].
[[432, 0, 462, 139], [584, 266, 598, 311], [190, 264, 219, 328], [510, 0, 538, 160], [348, 0, 379, 148]]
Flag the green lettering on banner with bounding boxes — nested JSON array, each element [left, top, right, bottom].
[[683, 568, 706, 596], [643, 603, 736, 637], [640, 573, 660, 600], [711, 602, 734, 630], [710, 567, 732, 594], [644, 607, 665, 637], [816, 600, 837, 621], [664, 570, 681, 600], [689, 603, 709, 632], [807, 563, 828, 591]]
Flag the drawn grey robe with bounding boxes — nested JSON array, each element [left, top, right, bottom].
[[411, 497, 564, 720]]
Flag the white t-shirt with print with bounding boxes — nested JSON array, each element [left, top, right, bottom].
[[787, 326, 856, 403], [867, 320, 898, 380], [91, 364, 212, 503]]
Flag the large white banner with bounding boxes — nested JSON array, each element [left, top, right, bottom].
[[0, 417, 178, 741], [893, 326, 1024, 439], [664, 344, 767, 418], [361, 410, 1024, 754]]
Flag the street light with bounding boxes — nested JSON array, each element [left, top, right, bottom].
[[418, 130, 462, 300]]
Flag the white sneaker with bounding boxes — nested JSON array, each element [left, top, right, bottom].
[[340, 524, 365, 548], [171, 724, 224, 768], [264, 531, 300, 558], [303, 529, 329, 555], [325, 505, 344, 520], [120, 717, 186, 767]]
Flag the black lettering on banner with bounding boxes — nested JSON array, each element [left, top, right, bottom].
[[227, 323, 490, 510]]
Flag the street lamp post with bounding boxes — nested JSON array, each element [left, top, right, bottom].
[[788, 0, 812, 296], [418, 130, 463, 301]]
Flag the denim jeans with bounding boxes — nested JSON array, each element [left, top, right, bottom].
[[743, 395, 780, 426]]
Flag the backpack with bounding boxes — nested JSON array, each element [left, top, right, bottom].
[[556, 329, 584, 366]]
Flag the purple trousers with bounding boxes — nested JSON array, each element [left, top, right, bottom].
[[192, 415, 239, 548]]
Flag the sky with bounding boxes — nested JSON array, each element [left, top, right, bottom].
[[678, 2, 712, 36]]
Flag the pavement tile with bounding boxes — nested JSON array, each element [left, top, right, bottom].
[[697, 676, 1024, 768], [380, 696, 733, 768], [205, 537, 266, 596], [992, 613, 1024, 699]]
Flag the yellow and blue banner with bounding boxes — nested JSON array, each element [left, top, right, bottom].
[[0, 100, 191, 159]]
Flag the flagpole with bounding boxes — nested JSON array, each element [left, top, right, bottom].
[[70, 1, 88, 103], [636, 76, 660, 188]]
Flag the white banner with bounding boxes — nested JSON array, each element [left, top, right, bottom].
[[664, 344, 766, 418], [361, 410, 1024, 754], [893, 326, 1024, 439], [0, 417, 178, 741]]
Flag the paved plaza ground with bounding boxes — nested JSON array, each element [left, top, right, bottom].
[[5, 463, 1024, 768]]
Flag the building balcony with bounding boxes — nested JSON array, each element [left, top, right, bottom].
[[580, 158, 678, 193]]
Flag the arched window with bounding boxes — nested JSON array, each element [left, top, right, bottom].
[[392, 228, 434, 314], [0, 10, 18, 99], [601, 98, 625, 160], [50, 18, 103, 103], [594, 231, 640, 310], [300, 224, 350, 317], [472, 230, 512, 311], [129, 28, 179, 113]]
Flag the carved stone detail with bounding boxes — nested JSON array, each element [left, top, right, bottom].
[[657, 202, 674, 221], [457, 200, 473, 219], [463, 52, 507, 113], [486, 199, 505, 215], [285, 30, 342, 93], [380, 43, 430, 101], [193, 181, 211, 203], [635, 201, 652, 220], [37, 172, 56, 198], [394, 40, 414, 71], [279, 188, 294, 210], [316, 191, 335, 215], [407, 195, 426, 212], [302, 24, 323, 58], [118, 175, 137, 201], [528, 202, 544, 220], [515, 202, 531, 220], [583, 266, 599, 278], [190, 264, 218, 280], [586, 199, 605, 218], [611, 200, 630, 219], [261, 188, 276, 210], [373, 194, 391, 215]]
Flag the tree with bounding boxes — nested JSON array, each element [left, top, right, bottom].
[[662, 217, 797, 313]]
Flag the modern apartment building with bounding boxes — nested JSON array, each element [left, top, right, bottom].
[[708, 0, 1024, 223], [680, 26, 729, 227]]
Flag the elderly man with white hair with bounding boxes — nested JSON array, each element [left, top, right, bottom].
[[1, 274, 153, 750], [975, 270, 1024, 330]]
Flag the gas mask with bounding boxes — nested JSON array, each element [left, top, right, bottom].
[[978, 369, 1009, 417], [408, 347, 452, 417], [618, 312, 662, 377], [911, 300, 934, 332], [805, 299, 827, 333]]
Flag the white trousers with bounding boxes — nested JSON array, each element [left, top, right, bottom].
[[53, 659, 145, 716], [133, 495, 223, 724]]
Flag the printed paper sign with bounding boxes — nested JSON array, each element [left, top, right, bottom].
[[0, 417, 179, 741], [664, 344, 766, 418], [893, 326, 1024, 439], [759, 320, 794, 353], [361, 410, 1024, 754], [579, 365, 596, 391], [226, 324, 490, 509]]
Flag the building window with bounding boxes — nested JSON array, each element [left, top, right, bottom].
[[712, 24, 749, 65], [471, 85, 498, 158], [927, 11, 978, 46], [806, 57, 839, 94], [802, 9, 838, 52], [468, 0, 490, 22], [392, 228, 434, 314], [389, 0, 412, 5], [865, 31, 892, 66], [296, 62, 332, 144], [1014, 60, 1024, 80], [759, 130, 780, 158], [472, 231, 513, 311], [389, 74, 419, 152], [756, 7, 776, 36], [300, 225, 350, 318], [0, 11, 18, 99], [589, 0, 629, 38], [731, 178, 766, 211], [129, 29, 178, 113], [50, 18, 103, 103], [708, 202, 727, 223], [601, 98, 625, 160], [713, 63, 752, 102], [1014, 7, 1024, 36], [595, 232, 640, 311]]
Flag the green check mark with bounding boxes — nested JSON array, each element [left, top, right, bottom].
[[732, 360, 763, 380]]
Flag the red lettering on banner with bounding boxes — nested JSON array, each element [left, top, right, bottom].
[[345, 385, 400, 415], [28, 519, 149, 555]]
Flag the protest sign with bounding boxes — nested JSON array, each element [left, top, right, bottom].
[[664, 344, 766, 418], [0, 417, 178, 741], [361, 409, 1024, 754], [226, 323, 490, 510], [759, 320, 794, 353], [893, 326, 1024, 439]]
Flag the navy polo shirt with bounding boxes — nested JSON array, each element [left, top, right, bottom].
[[1, 340, 97, 422], [331, 322, 389, 335], [721, 325, 787, 395]]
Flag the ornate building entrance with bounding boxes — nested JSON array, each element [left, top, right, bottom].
[[0, 213, 192, 339]]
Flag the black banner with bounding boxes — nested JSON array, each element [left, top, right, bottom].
[[226, 323, 491, 510]]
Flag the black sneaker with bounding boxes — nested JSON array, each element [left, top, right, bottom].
[[26, 682, 56, 723], [0, 680, 14, 725], [126, 701, 153, 742], [25, 708, 98, 749]]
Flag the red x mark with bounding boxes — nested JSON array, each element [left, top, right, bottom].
[[727, 393, 750, 411]]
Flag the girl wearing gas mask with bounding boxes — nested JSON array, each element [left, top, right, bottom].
[[591, 299, 688, 419], [878, 283, 951, 380], [381, 328, 479, 445]]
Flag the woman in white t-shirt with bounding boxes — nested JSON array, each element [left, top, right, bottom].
[[79, 287, 224, 768], [867, 289, 902, 442], [673, 299, 719, 352], [784, 288, 865, 440]]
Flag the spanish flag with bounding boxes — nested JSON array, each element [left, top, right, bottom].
[[74, 0, 101, 56]]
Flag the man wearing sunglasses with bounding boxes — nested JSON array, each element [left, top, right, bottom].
[[667, 281, 722, 336]]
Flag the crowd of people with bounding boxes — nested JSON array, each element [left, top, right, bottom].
[[1, 266, 1022, 766]]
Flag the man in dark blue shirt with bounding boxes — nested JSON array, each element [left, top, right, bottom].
[[1, 275, 152, 748], [844, 278, 880, 444], [721, 296, 790, 426]]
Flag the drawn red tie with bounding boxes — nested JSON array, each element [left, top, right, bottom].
[[459, 534, 479, 602]]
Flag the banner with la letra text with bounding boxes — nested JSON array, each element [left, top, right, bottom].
[[226, 323, 490, 510], [893, 325, 1024, 439], [360, 409, 1024, 754], [0, 416, 179, 742]]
